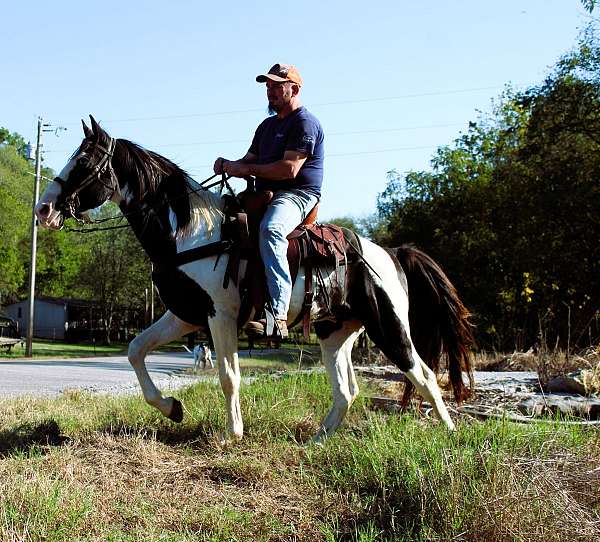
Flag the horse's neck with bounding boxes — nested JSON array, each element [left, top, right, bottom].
[[117, 179, 224, 263], [174, 189, 225, 251]]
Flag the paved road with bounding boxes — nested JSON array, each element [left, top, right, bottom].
[[0, 353, 545, 401], [0, 352, 211, 398]]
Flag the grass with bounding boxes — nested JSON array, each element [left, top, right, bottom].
[[0, 371, 598, 541], [0, 336, 321, 361], [0, 339, 127, 359]]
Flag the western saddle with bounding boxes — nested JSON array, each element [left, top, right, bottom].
[[220, 182, 354, 338]]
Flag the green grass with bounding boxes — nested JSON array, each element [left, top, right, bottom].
[[0, 339, 127, 359], [1, 337, 320, 361], [0, 372, 598, 541]]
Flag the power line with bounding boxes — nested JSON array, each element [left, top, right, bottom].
[[185, 144, 440, 173], [56, 85, 502, 126], [43, 121, 467, 153]]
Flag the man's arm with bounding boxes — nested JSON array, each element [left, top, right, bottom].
[[222, 150, 307, 180]]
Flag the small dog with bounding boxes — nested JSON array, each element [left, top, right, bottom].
[[193, 342, 213, 370]]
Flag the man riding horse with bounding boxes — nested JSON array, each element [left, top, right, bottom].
[[213, 63, 323, 339]]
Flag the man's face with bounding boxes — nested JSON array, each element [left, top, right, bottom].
[[266, 80, 296, 114]]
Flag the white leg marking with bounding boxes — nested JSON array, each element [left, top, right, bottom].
[[403, 351, 456, 430], [209, 314, 243, 440], [128, 311, 198, 418], [314, 320, 363, 443]]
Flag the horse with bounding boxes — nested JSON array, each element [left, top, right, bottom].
[[35, 116, 474, 443]]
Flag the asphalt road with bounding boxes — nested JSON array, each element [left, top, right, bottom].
[[0, 352, 210, 398]]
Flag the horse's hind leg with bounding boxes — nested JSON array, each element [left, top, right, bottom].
[[354, 242, 455, 430], [128, 311, 199, 421], [370, 313, 455, 429], [313, 320, 364, 443], [404, 356, 455, 430]]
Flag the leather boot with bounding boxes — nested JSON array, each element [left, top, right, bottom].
[[245, 318, 288, 339]]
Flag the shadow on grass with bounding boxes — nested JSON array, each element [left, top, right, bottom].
[[0, 419, 70, 457], [97, 420, 214, 449]]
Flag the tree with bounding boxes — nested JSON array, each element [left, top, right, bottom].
[[0, 127, 28, 160], [74, 206, 151, 344], [375, 24, 600, 350], [0, 145, 32, 305], [581, 0, 596, 13]]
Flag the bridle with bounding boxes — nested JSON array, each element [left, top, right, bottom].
[[54, 137, 119, 224], [52, 135, 239, 233]]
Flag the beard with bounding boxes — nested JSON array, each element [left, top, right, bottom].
[[267, 99, 280, 116]]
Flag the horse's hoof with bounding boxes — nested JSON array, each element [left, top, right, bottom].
[[167, 398, 183, 423], [216, 431, 243, 447]]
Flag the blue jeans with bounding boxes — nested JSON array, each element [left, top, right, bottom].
[[259, 189, 319, 320]]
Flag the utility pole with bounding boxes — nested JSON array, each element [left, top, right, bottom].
[[150, 263, 155, 324], [25, 119, 65, 356], [25, 117, 44, 356]]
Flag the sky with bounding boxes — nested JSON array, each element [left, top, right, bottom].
[[1, 1, 594, 221]]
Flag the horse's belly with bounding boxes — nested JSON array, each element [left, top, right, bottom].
[[152, 267, 214, 327]]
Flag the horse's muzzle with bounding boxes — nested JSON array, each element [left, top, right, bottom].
[[36, 202, 65, 230]]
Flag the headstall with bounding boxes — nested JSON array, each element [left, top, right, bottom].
[[54, 137, 118, 223]]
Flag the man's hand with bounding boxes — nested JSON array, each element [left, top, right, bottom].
[[213, 157, 250, 177], [222, 160, 250, 178], [213, 157, 227, 175]]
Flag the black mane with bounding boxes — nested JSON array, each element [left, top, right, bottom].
[[114, 138, 194, 233]]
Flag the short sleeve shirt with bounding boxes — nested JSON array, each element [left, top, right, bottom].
[[248, 106, 324, 197]]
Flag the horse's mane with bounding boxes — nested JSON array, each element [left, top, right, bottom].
[[113, 138, 223, 237]]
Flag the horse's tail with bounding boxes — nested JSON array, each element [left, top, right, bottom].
[[393, 244, 474, 405]]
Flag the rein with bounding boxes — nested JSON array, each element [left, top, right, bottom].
[[64, 161, 234, 234]]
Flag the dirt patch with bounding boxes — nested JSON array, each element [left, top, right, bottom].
[[355, 364, 600, 421]]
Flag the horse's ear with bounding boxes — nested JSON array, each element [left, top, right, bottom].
[[81, 119, 92, 138], [89, 115, 102, 136]]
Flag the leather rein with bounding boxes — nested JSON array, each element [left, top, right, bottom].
[[56, 137, 231, 233]]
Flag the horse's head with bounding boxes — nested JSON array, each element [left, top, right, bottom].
[[36, 115, 119, 229]]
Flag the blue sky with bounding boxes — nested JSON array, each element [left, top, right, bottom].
[[1, 1, 593, 220]]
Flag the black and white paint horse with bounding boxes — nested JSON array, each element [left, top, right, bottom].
[[35, 117, 473, 443]]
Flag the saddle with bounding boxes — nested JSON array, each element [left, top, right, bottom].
[[222, 187, 352, 337]]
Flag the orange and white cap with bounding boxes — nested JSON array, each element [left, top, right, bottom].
[[256, 64, 303, 86]]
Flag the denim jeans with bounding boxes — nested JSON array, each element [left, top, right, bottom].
[[259, 189, 319, 320]]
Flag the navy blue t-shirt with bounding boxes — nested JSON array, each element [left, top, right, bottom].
[[248, 106, 324, 197]]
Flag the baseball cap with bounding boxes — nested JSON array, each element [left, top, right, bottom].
[[256, 64, 303, 86]]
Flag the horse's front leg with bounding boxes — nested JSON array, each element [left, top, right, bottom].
[[128, 311, 199, 421], [209, 314, 243, 441]]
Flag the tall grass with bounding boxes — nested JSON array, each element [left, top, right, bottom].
[[0, 372, 598, 541]]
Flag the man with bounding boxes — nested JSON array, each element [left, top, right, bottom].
[[213, 63, 324, 339]]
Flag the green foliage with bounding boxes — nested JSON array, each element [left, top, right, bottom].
[[0, 133, 151, 341], [327, 214, 387, 240], [581, 0, 596, 13], [376, 25, 600, 350], [0, 126, 28, 160], [71, 205, 151, 343], [0, 146, 33, 305], [328, 215, 362, 232]]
